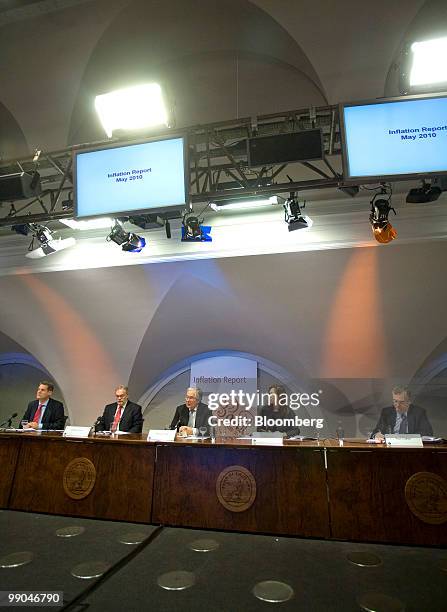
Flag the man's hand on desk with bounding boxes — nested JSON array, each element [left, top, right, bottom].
[[178, 426, 194, 437], [373, 432, 385, 443], [24, 422, 39, 430]]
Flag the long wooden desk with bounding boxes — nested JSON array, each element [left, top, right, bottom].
[[326, 440, 447, 546], [0, 432, 446, 545], [1, 431, 155, 523], [152, 441, 329, 537]]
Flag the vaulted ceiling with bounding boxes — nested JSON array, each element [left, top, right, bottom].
[[1, 0, 443, 157]]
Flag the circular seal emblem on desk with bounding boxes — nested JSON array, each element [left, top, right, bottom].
[[63, 457, 96, 500], [404, 471, 447, 525], [216, 465, 256, 512]]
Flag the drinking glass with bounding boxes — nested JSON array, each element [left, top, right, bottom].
[[199, 426, 207, 441], [21, 420, 28, 430]]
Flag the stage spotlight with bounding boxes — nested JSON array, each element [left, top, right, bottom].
[[106, 221, 146, 253], [283, 194, 313, 232], [95, 83, 168, 138], [122, 233, 146, 253], [25, 224, 76, 259], [409, 36, 447, 89], [181, 213, 212, 242], [369, 191, 397, 244], [406, 182, 442, 203]]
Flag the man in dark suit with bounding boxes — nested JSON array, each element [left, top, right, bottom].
[[21, 381, 65, 430], [170, 387, 211, 436], [97, 385, 143, 433], [372, 386, 433, 440]]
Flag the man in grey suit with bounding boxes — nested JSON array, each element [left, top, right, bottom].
[[170, 387, 211, 436]]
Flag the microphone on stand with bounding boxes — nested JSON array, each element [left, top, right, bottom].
[[0, 412, 18, 428], [92, 416, 102, 432]]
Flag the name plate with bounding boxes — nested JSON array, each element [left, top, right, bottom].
[[384, 434, 423, 447], [147, 429, 176, 442], [252, 437, 284, 446], [63, 426, 92, 438]]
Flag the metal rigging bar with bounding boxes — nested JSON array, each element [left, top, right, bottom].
[[0, 104, 342, 227]]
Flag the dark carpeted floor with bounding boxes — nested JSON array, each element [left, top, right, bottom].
[[0, 510, 445, 611]]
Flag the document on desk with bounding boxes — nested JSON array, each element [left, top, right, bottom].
[[252, 437, 284, 446], [384, 434, 423, 447], [147, 430, 176, 441], [63, 426, 91, 438]]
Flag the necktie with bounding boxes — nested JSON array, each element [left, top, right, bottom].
[[399, 414, 408, 434], [33, 403, 44, 424], [188, 410, 196, 428], [111, 406, 122, 432]]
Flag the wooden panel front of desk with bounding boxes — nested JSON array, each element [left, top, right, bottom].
[[0, 436, 21, 508], [327, 446, 447, 546], [9, 436, 155, 523], [153, 444, 330, 537]]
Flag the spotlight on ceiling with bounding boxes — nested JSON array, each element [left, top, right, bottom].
[[24, 224, 77, 259], [95, 83, 169, 138], [409, 35, 447, 90], [181, 213, 212, 242], [283, 193, 313, 231], [209, 195, 278, 211], [106, 220, 146, 253], [406, 181, 442, 203], [369, 190, 397, 244]]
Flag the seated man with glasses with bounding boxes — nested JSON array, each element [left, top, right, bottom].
[[372, 385, 433, 441], [97, 385, 143, 433], [170, 387, 211, 437]]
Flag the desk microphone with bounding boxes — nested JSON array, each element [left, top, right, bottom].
[[0, 412, 18, 428], [93, 416, 102, 432]]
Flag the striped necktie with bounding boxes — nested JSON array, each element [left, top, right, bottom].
[[399, 413, 408, 434]]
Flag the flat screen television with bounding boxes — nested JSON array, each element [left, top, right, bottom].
[[340, 93, 447, 181], [74, 135, 188, 219]]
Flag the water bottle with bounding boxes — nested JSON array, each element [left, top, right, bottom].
[[336, 421, 345, 446]]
